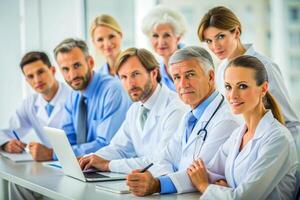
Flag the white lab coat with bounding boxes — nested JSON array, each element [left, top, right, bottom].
[[95, 84, 188, 174], [152, 93, 241, 193], [0, 82, 70, 147], [216, 44, 300, 157], [201, 110, 298, 200]]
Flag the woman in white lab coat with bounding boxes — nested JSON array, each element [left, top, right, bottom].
[[187, 55, 299, 199], [90, 14, 123, 77], [197, 6, 300, 156], [141, 5, 187, 91]]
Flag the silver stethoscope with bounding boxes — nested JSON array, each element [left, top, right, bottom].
[[193, 94, 225, 160]]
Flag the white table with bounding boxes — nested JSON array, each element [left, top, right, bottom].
[[0, 156, 200, 200]]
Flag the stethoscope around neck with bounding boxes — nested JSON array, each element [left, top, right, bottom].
[[192, 94, 225, 160]]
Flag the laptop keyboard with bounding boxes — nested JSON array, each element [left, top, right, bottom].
[[83, 172, 109, 179]]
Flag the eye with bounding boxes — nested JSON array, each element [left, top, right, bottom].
[[62, 67, 69, 73], [152, 33, 159, 38], [186, 72, 195, 78], [217, 34, 225, 40], [36, 69, 45, 76], [224, 84, 231, 91], [74, 63, 81, 69], [239, 84, 248, 89], [131, 71, 141, 78], [172, 75, 180, 81], [108, 34, 115, 40], [205, 39, 212, 44], [96, 37, 103, 42], [119, 75, 127, 80], [26, 74, 34, 80], [163, 32, 171, 38]]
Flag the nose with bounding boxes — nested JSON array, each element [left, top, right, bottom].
[[103, 38, 111, 48], [211, 40, 220, 51], [157, 36, 165, 46], [68, 68, 78, 81], [229, 87, 239, 100], [179, 76, 189, 89]]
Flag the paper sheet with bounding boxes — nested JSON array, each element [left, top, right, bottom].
[[0, 150, 33, 162]]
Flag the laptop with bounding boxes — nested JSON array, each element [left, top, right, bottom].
[[43, 126, 126, 182]]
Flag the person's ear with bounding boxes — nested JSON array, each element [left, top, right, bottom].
[[50, 66, 56, 75], [87, 56, 95, 70], [261, 81, 269, 97]]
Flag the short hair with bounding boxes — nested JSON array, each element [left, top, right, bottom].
[[141, 5, 187, 37], [115, 47, 161, 83], [198, 6, 242, 41], [53, 38, 89, 60], [90, 14, 122, 38], [20, 51, 52, 71], [169, 46, 214, 74]]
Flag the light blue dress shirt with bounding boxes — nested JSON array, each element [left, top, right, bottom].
[[98, 63, 119, 80], [158, 91, 218, 194], [60, 72, 131, 158]]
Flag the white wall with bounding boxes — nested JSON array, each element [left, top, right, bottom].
[[0, 0, 85, 127], [0, 0, 23, 127]]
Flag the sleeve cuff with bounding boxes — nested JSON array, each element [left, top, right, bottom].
[[158, 176, 177, 194]]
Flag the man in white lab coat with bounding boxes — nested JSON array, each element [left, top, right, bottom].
[[0, 51, 71, 200], [126, 46, 241, 196], [0, 51, 70, 161], [79, 47, 187, 173]]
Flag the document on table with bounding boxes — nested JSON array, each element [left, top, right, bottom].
[[0, 150, 33, 162], [96, 181, 130, 194]]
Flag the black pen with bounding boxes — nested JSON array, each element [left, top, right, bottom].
[[140, 163, 153, 173]]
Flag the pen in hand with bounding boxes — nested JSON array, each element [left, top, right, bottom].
[[12, 130, 20, 141], [140, 163, 153, 173]]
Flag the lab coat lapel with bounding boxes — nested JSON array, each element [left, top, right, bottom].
[[182, 93, 223, 152], [226, 126, 246, 188], [233, 111, 271, 167], [141, 85, 168, 138]]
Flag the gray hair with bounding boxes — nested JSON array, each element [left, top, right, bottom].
[[141, 5, 187, 37], [169, 46, 214, 74], [53, 38, 89, 60]]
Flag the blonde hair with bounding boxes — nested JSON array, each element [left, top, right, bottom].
[[198, 6, 242, 41], [90, 14, 122, 38], [226, 55, 285, 124]]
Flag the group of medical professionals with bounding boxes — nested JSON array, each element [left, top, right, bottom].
[[0, 5, 299, 200]]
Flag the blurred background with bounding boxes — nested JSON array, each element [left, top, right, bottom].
[[0, 0, 299, 126]]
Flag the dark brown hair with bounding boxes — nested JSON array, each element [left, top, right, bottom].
[[226, 55, 285, 124], [20, 51, 51, 71]]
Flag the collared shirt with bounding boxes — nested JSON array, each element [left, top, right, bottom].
[[61, 72, 131, 158], [95, 84, 187, 174], [158, 90, 219, 194], [0, 82, 70, 147]]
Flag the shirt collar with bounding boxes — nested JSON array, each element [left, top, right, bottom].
[[140, 84, 161, 110], [192, 90, 219, 120], [35, 81, 64, 107], [82, 71, 99, 99]]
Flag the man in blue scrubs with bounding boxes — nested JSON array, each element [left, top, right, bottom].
[[37, 38, 131, 160]]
